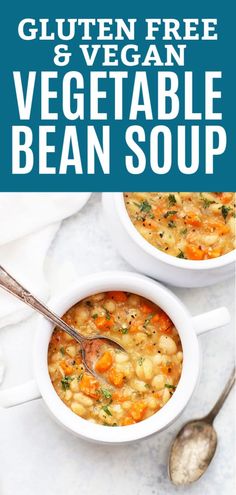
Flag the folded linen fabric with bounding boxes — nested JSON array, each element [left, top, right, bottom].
[[0, 192, 91, 382]]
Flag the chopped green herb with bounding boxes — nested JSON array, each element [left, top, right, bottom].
[[61, 376, 73, 390], [164, 210, 177, 218], [180, 228, 187, 235], [137, 357, 145, 366], [220, 205, 231, 220], [77, 373, 84, 382], [60, 346, 65, 355], [143, 314, 154, 328], [92, 313, 98, 319], [200, 193, 215, 209], [134, 200, 154, 218], [165, 384, 176, 389], [176, 250, 186, 259], [168, 194, 177, 206], [168, 220, 176, 228], [103, 422, 118, 427], [121, 327, 129, 334], [102, 405, 112, 416], [103, 307, 111, 320], [139, 200, 152, 213], [101, 388, 112, 400]]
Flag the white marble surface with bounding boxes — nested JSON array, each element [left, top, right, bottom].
[[0, 193, 235, 495]]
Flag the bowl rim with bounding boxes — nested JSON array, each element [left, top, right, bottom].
[[113, 193, 236, 270], [34, 271, 200, 444]]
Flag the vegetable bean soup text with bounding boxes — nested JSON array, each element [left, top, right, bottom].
[[124, 193, 235, 260], [48, 292, 183, 426]]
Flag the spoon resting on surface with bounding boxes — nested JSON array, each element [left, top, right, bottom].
[[169, 367, 235, 485], [0, 265, 125, 378]]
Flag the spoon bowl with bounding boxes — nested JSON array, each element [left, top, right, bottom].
[[169, 420, 217, 485], [0, 265, 126, 378], [168, 367, 235, 485]]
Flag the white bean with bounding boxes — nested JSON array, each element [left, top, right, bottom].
[[103, 300, 116, 313], [51, 352, 61, 363], [131, 379, 148, 393], [65, 390, 73, 401], [115, 353, 129, 364], [74, 306, 89, 323], [116, 362, 134, 379], [147, 397, 159, 409], [228, 217, 235, 235], [152, 374, 165, 391], [202, 234, 218, 246], [177, 351, 183, 363], [70, 378, 80, 392], [152, 354, 162, 371], [98, 410, 114, 425], [121, 334, 133, 348], [92, 293, 105, 302], [136, 358, 153, 381], [71, 402, 86, 417], [142, 358, 154, 380], [209, 203, 221, 213], [66, 345, 76, 358], [73, 393, 93, 407], [111, 404, 123, 418], [159, 336, 177, 355], [133, 333, 148, 345], [162, 388, 171, 404], [128, 294, 140, 307]]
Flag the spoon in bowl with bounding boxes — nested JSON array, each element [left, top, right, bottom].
[[0, 265, 126, 377], [168, 367, 235, 485]]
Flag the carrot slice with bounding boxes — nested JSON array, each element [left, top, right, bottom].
[[108, 369, 125, 388], [185, 245, 204, 260], [151, 314, 160, 323], [107, 291, 128, 302], [158, 312, 173, 333], [207, 222, 229, 235], [120, 416, 135, 426], [95, 351, 113, 373], [60, 360, 74, 375], [79, 373, 100, 398], [95, 316, 114, 332], [218, 193, 233, 204], [129, 324, 140, 334], [112, 392, 131, 402], [141, 302, 155, 314], [129, 401, 147, 422], [185, 212, 202, 227]]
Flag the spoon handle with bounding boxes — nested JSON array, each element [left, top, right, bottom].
[[205, 367, 235, 423], [0, 265, 84, 343]]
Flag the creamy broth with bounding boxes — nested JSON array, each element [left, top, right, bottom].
[[48, 292, 183, 426], [124, 193, 235, 260]]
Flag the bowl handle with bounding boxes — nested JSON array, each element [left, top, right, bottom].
[[192, 307, 231, 335], [0, 380, 40, 408]]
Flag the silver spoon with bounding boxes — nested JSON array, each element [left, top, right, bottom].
[[0, 265, 125, 377], [169, 367, 235, 485]]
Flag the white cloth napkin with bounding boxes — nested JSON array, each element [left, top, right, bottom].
[[0, 192, 91, 382]]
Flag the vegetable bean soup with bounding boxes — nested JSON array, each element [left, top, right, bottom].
[[124, 193, 235, 260], [48, 292, 183, 426]]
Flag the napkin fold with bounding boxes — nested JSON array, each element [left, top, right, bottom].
[[0, 192, 91, 383]]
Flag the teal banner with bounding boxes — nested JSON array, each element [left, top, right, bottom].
[[0, 0, 235, 191]]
